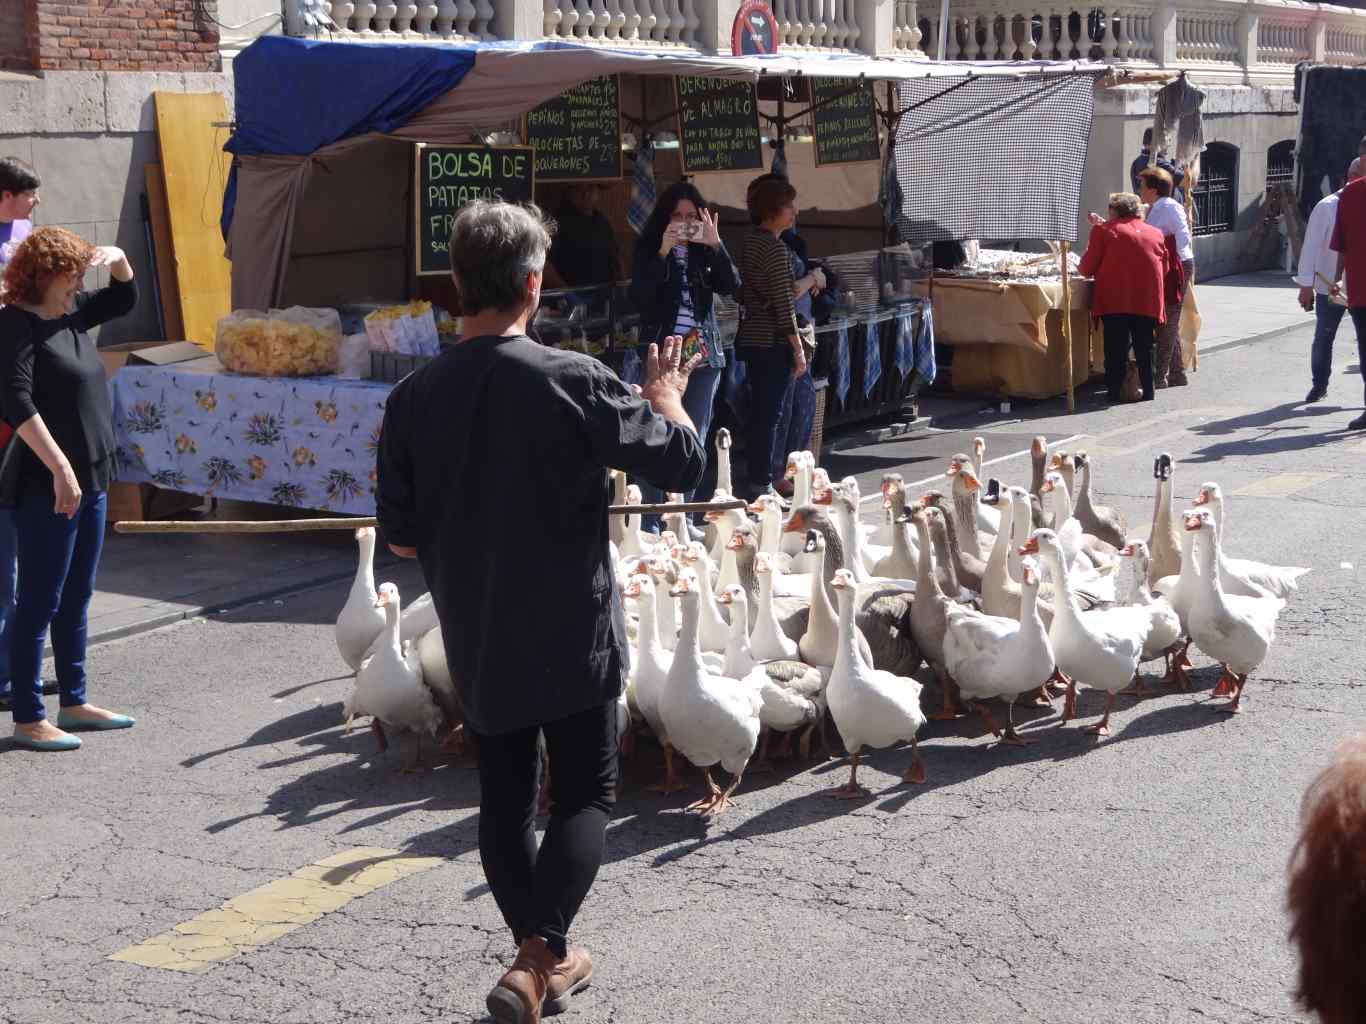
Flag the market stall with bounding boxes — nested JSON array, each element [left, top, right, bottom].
[[106, 39, 1113, 516]]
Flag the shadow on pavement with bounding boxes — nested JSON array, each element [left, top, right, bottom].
[[1184, 401, 1360, 462]]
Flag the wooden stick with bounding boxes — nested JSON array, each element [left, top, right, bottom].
[[111, 499, 750, 534], [1060, 240, 1075, 414]]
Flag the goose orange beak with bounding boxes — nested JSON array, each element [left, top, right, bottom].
[[1119, 543, 1135, 556], [1193, 489, 1210, 506], [945, 462, 960, 477], [1040, 479, 1055, 493], [1183, 514, 1203, 531], [814, 488, 834, 506], [961, 471, 981, 492], [782, 512, 807, 533], [716, 590, 734, 605], [726, 532, 746, 551], [1018, 538, 1040, 555]]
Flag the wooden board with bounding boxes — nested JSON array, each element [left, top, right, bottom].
[[154, 92, 232, 351], [143, 163, 185, 342]]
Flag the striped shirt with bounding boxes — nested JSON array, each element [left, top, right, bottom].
[[670, 244, 698, 336], [736, 228, 797, 347]]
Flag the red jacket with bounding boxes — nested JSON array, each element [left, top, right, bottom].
[[1079, 216, 1171, 323]]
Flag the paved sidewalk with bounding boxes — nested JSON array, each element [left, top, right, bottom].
[[79, 269, 1311, 648]]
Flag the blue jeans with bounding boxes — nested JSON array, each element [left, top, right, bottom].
[[739, 346, 796, 499], [9, 491, 106, 725], [638, 363, 722, 532], [771, 369, 817, 480], [0, 510, 15, 699], [1310, 294, 1349, 391]]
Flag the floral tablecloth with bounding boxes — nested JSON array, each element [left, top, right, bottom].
[[109, 357, 392, 514]]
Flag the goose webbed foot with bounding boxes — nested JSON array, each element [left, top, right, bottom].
[[647, 747, 689, 795], [438, 723, 466, 757], [900, 740, 926, 785], [972, 700, 1004, 739], [399, 735, 432, 775], [686, 768, 730, 813], [797, 722, 817, 761], [1211, 667, 1235, 698], [827, 753, 870, 800], [926, 676, 962, 720], [1119, 672, 1151, 698], [1059, 675, 1078, 724], [1084, 693, 1117, 736], [1216, 674, 1249, 713], [1001, 727, 1035, 746], [1023, 686, 1053, 707]]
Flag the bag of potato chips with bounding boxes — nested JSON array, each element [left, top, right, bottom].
[[215, 307, 342, 377]]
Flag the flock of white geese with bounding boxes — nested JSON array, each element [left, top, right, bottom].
[[335, 432, 1309, 814]]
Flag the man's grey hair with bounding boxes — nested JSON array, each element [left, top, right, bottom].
[[1358, 133, 1366, 156], [1349, 157, 1364, 181], [448, 201, 554, 314], [1107, 191, 1142, 220]]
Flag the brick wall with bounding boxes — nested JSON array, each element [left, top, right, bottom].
[[27, 0, 221, 72]]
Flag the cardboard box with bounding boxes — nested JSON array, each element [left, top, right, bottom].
[[100, 340, 207, 378]]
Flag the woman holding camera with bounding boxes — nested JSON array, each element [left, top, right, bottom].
[[629, 182, 739, 527], [736, 176, 807, 500]]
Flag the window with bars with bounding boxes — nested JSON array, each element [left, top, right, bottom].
[[1266, 140, 1295, 189], [1192, 142, 1239, 237]]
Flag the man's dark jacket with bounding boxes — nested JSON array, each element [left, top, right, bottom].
[[377, 334, 704, 736]]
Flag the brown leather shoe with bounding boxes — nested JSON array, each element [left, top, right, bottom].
[[543, 945, 593, 1016], [487, 936, 557, 1024]]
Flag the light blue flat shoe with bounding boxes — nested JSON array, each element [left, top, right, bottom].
[[11, 730, 82, 751], [56, 711, 136, 732]]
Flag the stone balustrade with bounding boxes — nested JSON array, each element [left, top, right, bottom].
[[912, 0, 1366, 81], [283, 0, 1366, 76]]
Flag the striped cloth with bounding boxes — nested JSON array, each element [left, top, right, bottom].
[[832, 324, 851, 406], [916, 301, 936, 385], [627, 137, 656, 235], [863, 319, 881, 397]]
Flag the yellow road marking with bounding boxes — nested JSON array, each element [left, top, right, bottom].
[[1231, 472, 1338, 498], [108, 847, 442, 974]]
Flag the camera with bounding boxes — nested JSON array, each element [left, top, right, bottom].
[[676, 220, 702, 240]]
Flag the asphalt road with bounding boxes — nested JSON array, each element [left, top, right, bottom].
[[3, 315, 1360, 1024]]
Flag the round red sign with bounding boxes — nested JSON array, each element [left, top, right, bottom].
[[732, 0, 779, 55]]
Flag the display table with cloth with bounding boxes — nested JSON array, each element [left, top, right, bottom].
[[912, 273, 1200, 399], [109, 355, 389, 515]]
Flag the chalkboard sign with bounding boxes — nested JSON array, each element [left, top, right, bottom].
[[525, 75, 623, 182], [413, 143, 535, 277], [675, 76, 763, 175], [810, 79, 882, 167]]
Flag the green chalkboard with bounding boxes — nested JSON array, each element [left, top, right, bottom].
[[413, 144, 535, 277], [525, 75, 623, 182], [810, 79, 882, 167], [674, 76, 763, 175]]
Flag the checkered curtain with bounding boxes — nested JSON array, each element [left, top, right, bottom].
[[894, 74, 1096, 243], [627, 136, 657, 235]]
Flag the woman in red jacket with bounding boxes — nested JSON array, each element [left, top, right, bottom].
[[1080, 192, 1172, 402]]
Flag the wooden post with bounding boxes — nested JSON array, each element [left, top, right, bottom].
[[1060, 240, 1075, 414]]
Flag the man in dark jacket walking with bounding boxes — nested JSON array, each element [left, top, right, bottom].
[[377, 200, 705, 1024]]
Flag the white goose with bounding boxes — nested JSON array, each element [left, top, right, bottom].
[[680, 541, 730, 654], [872, 477, 919, 580], [1193, 482, 1311, 599], [968, 436, 1003, 534], [1115, 541, 1181, 696], [1023, 529, 1149, 737], [1147, 453, 1182, 587], [943, 555, 1055, 745], [825, 568, 927, 797], [336, 528, 388, 671], [714, 427, 734, 497], [781, 452, 815, 553], [618, 484, 646, 562], [1185, 509, 1285, 714], [343, 583, 446, 769], [1153, 515, 1203, 690], [752, 552, 801, 662], [623, 572, 686, 794], [658, 569, 763, 816], [646, 554, 680, 653]]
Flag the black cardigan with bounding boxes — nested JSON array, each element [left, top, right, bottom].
[[376, 333, 705, 736], [0, 277, 137, 496]]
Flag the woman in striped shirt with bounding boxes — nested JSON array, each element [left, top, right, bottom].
[[736, 176, 807, 500]]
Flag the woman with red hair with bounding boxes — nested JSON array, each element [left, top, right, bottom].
[[1287, 733, 1366, 1023], [0, 226, 137, 751]]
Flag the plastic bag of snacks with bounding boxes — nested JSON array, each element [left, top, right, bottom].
[[215, 307, 342, 377], [336, 332, 371, 379], [364, 301, 440, 356]]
